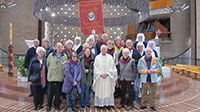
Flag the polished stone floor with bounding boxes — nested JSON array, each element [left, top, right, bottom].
[[0, 69, 200, 112]]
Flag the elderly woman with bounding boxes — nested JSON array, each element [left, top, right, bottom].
[[106, 40, 118, 65], [42, 38, 54, 58], [117, 48, 137, 110], [137, 42, 145, 57], [73, 36, 82, 55], [79, 47, 94, 108], [114, 37, 124, 56], [134, 33, 147, 48], [147, 40, 158, 58], [63, 40, 74, 58], [62, 52, 82, 112], [28, 47, 47, 110], [86, 35, 97, 57]]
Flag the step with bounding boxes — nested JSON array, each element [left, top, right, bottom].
[[156, 78, 189, 99], [0, 86, 32, 102]]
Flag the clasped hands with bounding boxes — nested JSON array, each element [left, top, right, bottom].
[[147, 70, 155, 74], [101, 74, 108, 79]]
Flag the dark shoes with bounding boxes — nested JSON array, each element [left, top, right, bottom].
[[46, 107, 51, 112], [117, 104, 125, 109], [140, 106, 147, 110], [150, 106, 157, 111], [28, 92, 33, 97], [33, 106, 37, 110], [55, 107, 60, 110]]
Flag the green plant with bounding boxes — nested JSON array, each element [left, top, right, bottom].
[[157, 57, 164, 78], [16, 56, 28, 77]]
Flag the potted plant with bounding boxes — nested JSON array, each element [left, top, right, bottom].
[[16, 56, 28, 82]]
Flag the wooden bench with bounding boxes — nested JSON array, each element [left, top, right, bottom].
[[0, 64, 3, 72], [165, 64, 200, 80]]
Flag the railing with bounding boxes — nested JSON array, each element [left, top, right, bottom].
[[149, 0, 172, 10], [162, 47, 193, 65], [0, 48, 25, 67]]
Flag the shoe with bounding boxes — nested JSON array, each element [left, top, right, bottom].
[[33, 106, 37, 110], [133, 101, 137, 107], [81, 106, 85, 109], [150, 106, 157, 111], [86, 105, 90, 108], [28, 92, 33, 97], [127, 106, 132, 110], [55, 107, 60, 110], [67, 107, 74, 112], [46, 107, 51, 112], [117, 104, 124, 109], [72, 106, 79, 112], [39, 105, 43, 109], [140, 106, 147, 110], [106, 106, 112, 110]]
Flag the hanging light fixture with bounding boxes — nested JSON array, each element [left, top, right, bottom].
[[0, 0, 16, 8], [164, 0, 189, 13]]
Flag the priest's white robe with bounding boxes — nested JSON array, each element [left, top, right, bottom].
[[93, 53, 118, 107]]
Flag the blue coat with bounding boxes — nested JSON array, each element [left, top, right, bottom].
[[62, 60, 82, 94], [137, 56, 161, 83]]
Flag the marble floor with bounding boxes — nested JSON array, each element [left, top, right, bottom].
[[0, 69, 200, 112]]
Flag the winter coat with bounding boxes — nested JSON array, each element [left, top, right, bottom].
[[24, 47, 37, 69], [47, 51, 68, 82], [62, 60, 82, 94], [28, 56, 47, 86], [137, 56, 162, 83], [118, 57, 137, 81], [79, 56, 94, 86]]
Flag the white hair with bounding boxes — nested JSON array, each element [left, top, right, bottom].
[[122, 48, 129, 54], [102, 33, 108, 38], [147, 40, 156, 51], [36, 47, 46, 55], [74, 36, 81, 41], [126, 39, 133, 44], [65, 40, 74, 46], [136, 42, 145, 51], [85, 35, 95, 43], [136, 33, 145, 42], [100, 45, 107, 50]]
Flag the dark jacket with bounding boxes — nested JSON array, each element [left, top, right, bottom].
[[44, 46, 54, 58], [79, 56, 94, 86], [24, 47, 37, 69], [134, 41, 147, 48], [118, 49, 142, 65], [132, 49, 142, 65], [28, 56, 47, 86], [76, 46, 83, 55], [96, 41, 105, 55]]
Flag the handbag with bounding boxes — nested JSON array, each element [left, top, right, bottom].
[[29, 73, 40, 82], [29, 64, 43, 82]]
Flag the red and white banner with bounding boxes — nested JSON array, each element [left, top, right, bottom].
[[78, 0, 104, 35]]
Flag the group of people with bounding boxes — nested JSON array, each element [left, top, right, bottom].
[[24, 33, 161, 112]]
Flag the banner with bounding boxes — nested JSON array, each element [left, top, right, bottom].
[[78, 0, 104, 35]]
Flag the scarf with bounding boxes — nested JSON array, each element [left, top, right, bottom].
[[83, 54, 93, 66], [125, 46, 135, 51], [37, 56, 46, 88], [65, 48, 73, 53], [119, 56, 132, 63], [69, 58, 78, 65], [116, 45, 122, 49], [98, 39, 106, 45], [107, 48, 115, 56]]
